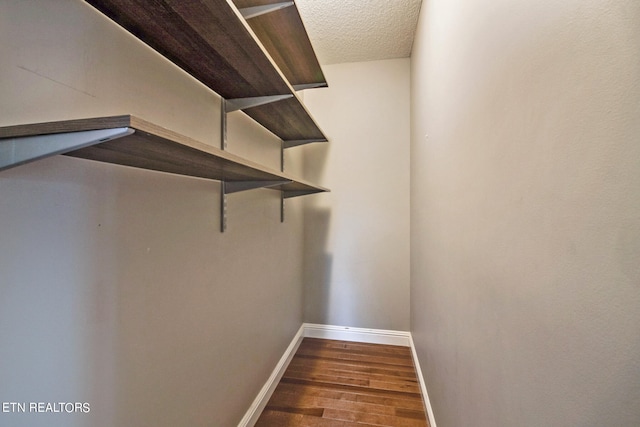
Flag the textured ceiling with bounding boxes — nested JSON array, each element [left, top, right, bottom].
[[295, 0, 423, 65]]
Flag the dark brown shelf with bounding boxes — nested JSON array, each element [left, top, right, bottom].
[[0, 115, 328, 198], [84, 0, 327, 143], [233, 0, 327, 89]]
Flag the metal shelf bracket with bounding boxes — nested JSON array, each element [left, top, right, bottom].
[[0, 127, 134, 172], [218, 92, 301, 230], [221, 95, 293, 151], [280, 188, 324, 223], [220, 179, 291, 232], [225, 95, 293, 113]]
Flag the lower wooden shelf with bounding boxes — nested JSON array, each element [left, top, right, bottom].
[[0, 115, 328, 198]]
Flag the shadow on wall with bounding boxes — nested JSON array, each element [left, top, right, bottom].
[[301, 122, 333, 324], [303, 205, 332, 324]]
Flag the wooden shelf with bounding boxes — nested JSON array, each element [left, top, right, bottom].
[[84, 0, 327, 143], [233, 0, 327, 90], [0, 115, 328, 198]]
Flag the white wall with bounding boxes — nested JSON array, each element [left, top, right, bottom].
[[410, 0, 640, 426], [0, 1, 306, 426], [302, 59, 411, 331]]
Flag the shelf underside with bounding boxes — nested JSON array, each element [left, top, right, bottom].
[[232, 0, 327, 89], [84, 0, 327, 142], [0, 116, 328, 197]]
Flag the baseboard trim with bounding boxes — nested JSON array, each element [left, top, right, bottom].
[[237, 324, 305, 427], [409, 335, 437, 427], [303, 323, 412, 347], [238, 323, 436, 427]]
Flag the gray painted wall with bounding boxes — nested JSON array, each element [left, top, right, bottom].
[[0, 1, 305, 426], [410, 0, 640, 426], [302, 59, 411, 331]]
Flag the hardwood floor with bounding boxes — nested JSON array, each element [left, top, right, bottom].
[[255, 338, 430, 427]]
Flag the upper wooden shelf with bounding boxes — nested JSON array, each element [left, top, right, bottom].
[[84, 0, 327, 142], [0, 115, 328, 198], [232, 0, 327, 90]]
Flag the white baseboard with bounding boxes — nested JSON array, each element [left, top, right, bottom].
[[302, 323, 412, 347], [237, 324, 305, 427], [238, 323, 436, 427], [409, 335, 437, 427]]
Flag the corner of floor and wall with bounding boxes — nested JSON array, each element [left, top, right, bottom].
[[236, 323, 437, 427]]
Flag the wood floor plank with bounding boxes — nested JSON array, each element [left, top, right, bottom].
[[287, 357, 418, 379], [323, 407, 427, 426], [282, 369, 421, 394], [294, 347, 414, 367], [273, 381, 426, 412], [285, 363, 419, 386], [265, 406, 324, 417], [292, 350, 414, 367], [267, 387, 397, 416], [396, 408, 430, 420], [280, 377, 422, 401], [301, 338, 415, 358], [255, 338, 430, 426], [283, 369, 371, 388], [369, 379, 422, 393], [293, 353, 417, 374], [256, 409, 382, 427], [256, 410, 336, 426], [354, 393, 426, 412], [289, 355, 417, 372]]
